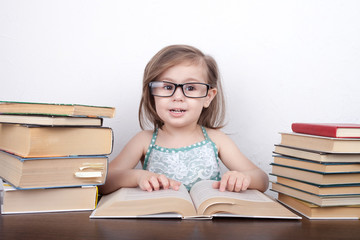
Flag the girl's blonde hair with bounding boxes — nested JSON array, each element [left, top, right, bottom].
[[138, 45, 226, 130]]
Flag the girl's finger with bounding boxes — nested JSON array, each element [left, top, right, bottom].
[[141, 180, 153, 192], [219, 174, 229, 192], [227, 175, 237, 192], [234, 178, 244, 192], [212, 181, 220, 189], [170, 180, 181, 191], [158, 174, 170, 189], [149, 176, 160, 191]]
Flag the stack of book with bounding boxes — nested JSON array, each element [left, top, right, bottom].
[[270, 123, 360, 219], [0, 101, 115, 214]]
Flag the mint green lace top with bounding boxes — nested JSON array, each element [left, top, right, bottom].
[[143, 126, 221, 190]]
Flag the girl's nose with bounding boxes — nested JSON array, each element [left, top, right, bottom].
[[172, 86, 185, 100]]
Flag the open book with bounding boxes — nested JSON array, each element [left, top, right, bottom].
[[90, 180, 300, 219]]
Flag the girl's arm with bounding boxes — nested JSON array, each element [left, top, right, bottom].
[[208, 129, 269, 193], [98, 131, 180, 195]]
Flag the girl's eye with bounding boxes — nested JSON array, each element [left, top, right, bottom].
[[185, 85, 196, 91], [164, 85, 174, 91]]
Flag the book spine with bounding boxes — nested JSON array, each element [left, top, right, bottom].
[[291, 123, 337, 138]]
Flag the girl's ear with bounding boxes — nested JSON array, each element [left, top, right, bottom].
[[204, 88, 217, 108]]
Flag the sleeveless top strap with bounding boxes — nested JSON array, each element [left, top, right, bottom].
[[201, 126, 210, 139], [143, 128, 158, 170], [201, 126, 220, 164]]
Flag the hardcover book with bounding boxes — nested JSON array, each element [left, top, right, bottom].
[[1, 181, 98, 214], [292, 123, 360, 138], [273, 155, 360, 173], [276, 176, 360, 196], [90, 180, 300, 220], [0, 101, 115, 118], [0, 150, 108, 189], [0, 123, 113, 157], [270, 164, 360, 185], [272, 182, 360, 207], [274, 145, 360, 163], [0, 114, 103, 126], [278, 193, 360, 219], [280, 132, 360, 153]]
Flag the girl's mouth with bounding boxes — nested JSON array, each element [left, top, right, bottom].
[[170, 109, 186, 113]]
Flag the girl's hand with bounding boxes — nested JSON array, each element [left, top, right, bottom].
[[212, 171, 251, 192], [137, 171, 181, 192]]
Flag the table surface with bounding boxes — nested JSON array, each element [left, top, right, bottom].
[[1, 211, 360, 240]]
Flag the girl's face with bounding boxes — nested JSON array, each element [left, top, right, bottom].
[[153, 62, 217, 129]]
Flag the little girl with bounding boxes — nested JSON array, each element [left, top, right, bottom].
[[100, 45, 269, 194]]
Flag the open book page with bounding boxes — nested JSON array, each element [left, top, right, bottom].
[[190, 180, 300, 219], [90, 184, 197, 218], [190, 180, 272, 212], [117, 184, 192, 202]]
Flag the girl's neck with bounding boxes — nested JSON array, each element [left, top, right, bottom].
[[161, 123, 199, 135], [156, 124, 205, 148]]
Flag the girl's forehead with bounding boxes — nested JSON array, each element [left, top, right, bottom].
[[159, 62, 208, 82]]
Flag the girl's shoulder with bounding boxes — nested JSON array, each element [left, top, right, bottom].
[[205, 128, 239, 155], [204, 127, 230, 144], [128, 130, 154, 147], [133, 129, 154, 141]]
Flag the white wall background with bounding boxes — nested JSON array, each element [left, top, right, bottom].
[[1, 0, 360, 195]]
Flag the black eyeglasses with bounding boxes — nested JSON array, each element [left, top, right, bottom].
[[149, 81, 210, 98]]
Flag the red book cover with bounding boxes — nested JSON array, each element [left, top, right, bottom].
[[291, 123, 360, 138]]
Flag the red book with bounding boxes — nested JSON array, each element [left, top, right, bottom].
[[291, 123, 360, 138]]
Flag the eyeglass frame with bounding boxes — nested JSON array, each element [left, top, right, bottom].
[[148, 81, 211, 98]]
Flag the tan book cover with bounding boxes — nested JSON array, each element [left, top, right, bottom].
[[278, 193, 360, 219], [271, 164, 360, 185], [273, 155, 360, 173], [274, 145, 360, 163], [0, 150, 108, 189], [0, 123, 113, 157], [272, 182, 360, 206], [1, 181, 98, 214], [0, 101, 115, 118], [0, 114, 103, 126], [280, 132, 360, 153], [276, 177, 360, 196]]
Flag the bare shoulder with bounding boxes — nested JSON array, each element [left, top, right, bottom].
[[206, 128, 230, 139], [133, 129, 153, 139], [130, 130, 153, 147], [112, 130, 154, 165], [205, 128, 233, 146], [205, 128, 253, 170]]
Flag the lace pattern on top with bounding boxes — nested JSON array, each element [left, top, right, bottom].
[[143, 126, 221, 190]]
